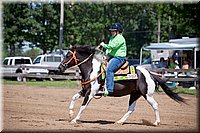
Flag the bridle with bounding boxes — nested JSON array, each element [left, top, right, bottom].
[[64, 50, 79, 66], [62, 49, 105, 86]]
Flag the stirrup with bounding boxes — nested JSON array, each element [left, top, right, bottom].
[[97, 90, 104, 94]]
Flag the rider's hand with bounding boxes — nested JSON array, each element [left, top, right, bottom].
[[100, 42, 105, 47]]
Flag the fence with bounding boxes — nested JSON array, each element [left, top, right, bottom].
[[148, 68, 199, 89], [1, 65, 199, 87], [1, 65, 81, 81], [147, 68, 198, 82]]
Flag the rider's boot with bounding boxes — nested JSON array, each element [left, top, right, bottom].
[[104, 87, 109, 96]]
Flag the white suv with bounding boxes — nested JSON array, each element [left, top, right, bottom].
[[33, 54, 63, 67], [30, 54, 64, 75]]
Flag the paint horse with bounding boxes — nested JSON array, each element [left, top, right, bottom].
[[58, 45, 185, 126]]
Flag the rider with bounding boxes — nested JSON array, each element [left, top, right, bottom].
[[100, 22, 127, 96]]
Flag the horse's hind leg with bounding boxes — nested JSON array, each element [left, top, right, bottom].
[[146, 94, 160, 126], [69, 91, 83, 119], [137, 66, 160, 126], [116, 92, 141, 124]]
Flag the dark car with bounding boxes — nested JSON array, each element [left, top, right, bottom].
[[127, 59, 140, 66]]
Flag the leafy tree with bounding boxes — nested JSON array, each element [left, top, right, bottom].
[[3, 3, 31, 56], [2, 2, 199, 61], [63, 3, 107, 48], [27, 2, 60, 54]]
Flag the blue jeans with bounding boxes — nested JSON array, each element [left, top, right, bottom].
[[106, 56, 126, 93]]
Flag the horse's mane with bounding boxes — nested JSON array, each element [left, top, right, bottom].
[[70, 45, 106, 63], [70, 45, 96, 54]]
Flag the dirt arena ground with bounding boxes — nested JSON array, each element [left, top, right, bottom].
[[3, 84, 199, 132]]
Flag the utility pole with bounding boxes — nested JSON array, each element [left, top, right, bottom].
[[157, 17, 160, 43], [59, 0, 64, 54], [168, 16, 172, 40]]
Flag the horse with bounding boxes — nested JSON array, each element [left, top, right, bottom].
[[58, 45, 185, 126]]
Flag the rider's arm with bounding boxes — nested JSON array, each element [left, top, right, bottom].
[[102, 34, 124, 50]]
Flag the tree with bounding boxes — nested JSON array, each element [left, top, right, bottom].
[[3, 3, 31, 56], [3, 2, 199, 59], [62, 3, 106, 48], [27, 2, 60, 54]]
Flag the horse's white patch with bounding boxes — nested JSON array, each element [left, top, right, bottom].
[[89, 58, 101, 94], [136, 66, 155, 95]]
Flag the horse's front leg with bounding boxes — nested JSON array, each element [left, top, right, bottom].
[[70, 90, 94, 124], [69, 91, 83, 119]]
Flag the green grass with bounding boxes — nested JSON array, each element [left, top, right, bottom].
[[172, 87, 197, 95], [2, 79, 81, 89], [158, 86, 197, 95], [2, 79, 197, 95]]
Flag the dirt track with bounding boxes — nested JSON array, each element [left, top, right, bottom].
[[3, 84, 198, 132]]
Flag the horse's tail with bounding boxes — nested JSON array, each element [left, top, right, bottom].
[[150, 72, 186, 104]]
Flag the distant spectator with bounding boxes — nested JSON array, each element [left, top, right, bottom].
[[182, 60, 189, 69], [168, 57, 179, 87], [182, 60, 191, 76], [157, 57, 167, 68], [168, 57, 179, 69]]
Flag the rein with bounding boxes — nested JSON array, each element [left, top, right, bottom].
[[81, 69, 105, 85], [64, 49, 105, 85], [65, 50, 94, 69]]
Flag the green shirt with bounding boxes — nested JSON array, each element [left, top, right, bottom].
[[102, 33, 127, 57], [169, 63, 176, 69]]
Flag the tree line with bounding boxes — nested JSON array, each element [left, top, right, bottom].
[[2, 2, 199, 59]]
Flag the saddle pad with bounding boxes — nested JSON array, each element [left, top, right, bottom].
[[101, 64, 138, 81], [114, 66, 138, 81]]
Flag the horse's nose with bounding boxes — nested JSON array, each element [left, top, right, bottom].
[[58, 64, 63, 73], [58, 64, 66, 73]]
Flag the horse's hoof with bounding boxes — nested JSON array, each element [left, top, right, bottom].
[[69, 110, 74, 118], [153, 121, 160, 126], [70, 119, 77, 124], [115, 121, 124, 125]]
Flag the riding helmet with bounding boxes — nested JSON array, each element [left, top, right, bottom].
[[109, 23, 123, 33]]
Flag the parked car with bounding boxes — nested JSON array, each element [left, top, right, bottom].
[[31, 54, 64, 75], [17, 53, 79, 81], [1, 56, 33, 81], [140, 58, 158, 69], [16, 54, 64, 81], [127, 58, 140, 66]]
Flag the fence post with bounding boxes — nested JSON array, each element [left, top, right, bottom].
[[22, 66, 27, 82]]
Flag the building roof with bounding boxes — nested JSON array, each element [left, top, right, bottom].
[[144, 38, 199, 50]]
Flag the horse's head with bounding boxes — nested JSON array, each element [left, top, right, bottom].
[[58, 45, 96, 73]]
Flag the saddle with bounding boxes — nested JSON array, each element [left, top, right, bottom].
[[101, 61, 138, 81]]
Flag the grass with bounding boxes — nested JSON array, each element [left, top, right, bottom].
[[2, 79, 197, 95], [158, 86, 197, 95], [171, 86, 197, 95], [2, 79, 81, 89]]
